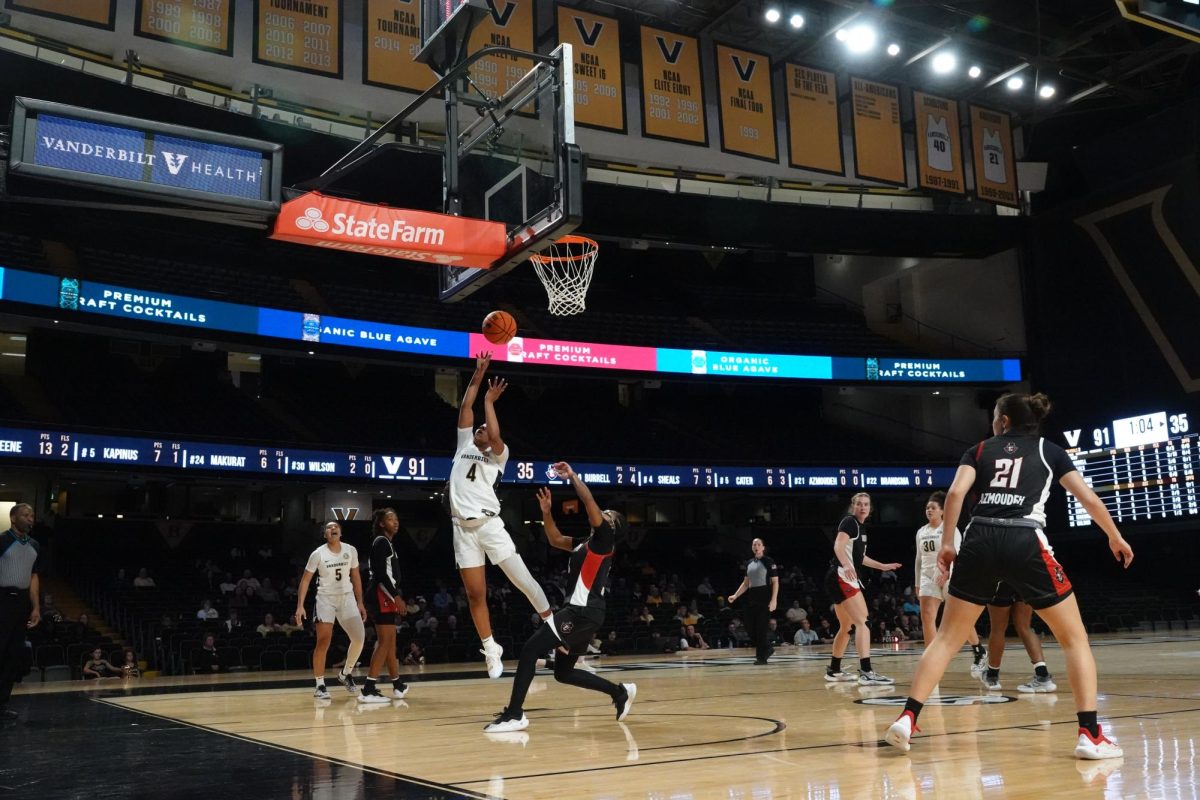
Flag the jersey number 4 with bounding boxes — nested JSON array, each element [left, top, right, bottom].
[[465, 463, 502, 489], [990, 457, 1024, 489]]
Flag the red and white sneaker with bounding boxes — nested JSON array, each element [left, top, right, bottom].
[[1075, 725, 1123, 760], [884, 710, 921, 753]]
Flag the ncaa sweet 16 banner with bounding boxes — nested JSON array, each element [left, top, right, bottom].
[[639, 26, 707, 146], [715, 43, 777, 162], [467, 0, 536, 110], [558, 5, 626, 132]]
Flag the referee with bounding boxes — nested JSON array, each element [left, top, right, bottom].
[[0, 503, 41, 721], [729, 538, 779, 665]]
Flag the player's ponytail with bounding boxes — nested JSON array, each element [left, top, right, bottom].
[[996, 392, 1052, 434], [928, 490, 946, 508]]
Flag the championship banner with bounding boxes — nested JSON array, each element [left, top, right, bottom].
[[135, 0, 234, 56], [785, 64, 842, 175], [363, 0, 436, 93], [557, 5, 626, 132], [969, 105, 1019, 208], [467, 0, 536, 110], [850, 77, 905, 185], [271, 192, 506, 267], [714, 43, 777, 162], [5, 0, 114, 29], [638, 25, 706, 146], [912, 91, 965, 194], [253, 0, 343, 78]]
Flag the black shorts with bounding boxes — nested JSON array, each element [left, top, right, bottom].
[[365, 585, 397, 626], [987, 582, 1019, 607], [552, 605, 604, 655], [823, 566, 861, 606], [948, 523, 1073, 611]]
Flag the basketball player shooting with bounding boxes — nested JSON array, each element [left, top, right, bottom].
[[483, 463, 636, 733], [450, 352, 553, 678]]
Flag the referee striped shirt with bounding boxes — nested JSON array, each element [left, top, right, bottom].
[[0, 529, 40, 589]]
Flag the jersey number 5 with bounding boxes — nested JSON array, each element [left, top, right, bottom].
[[335, 568, 343, 581], [990, 457, 1024, 489]]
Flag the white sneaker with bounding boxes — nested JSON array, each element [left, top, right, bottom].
[[980, 673, 1002, 691], [392, 683, 409, 699], [1018, 675, 1057, 693], [484, 708, 529, 733], [615, 683, 637, 721], [357, 691, 390, 704], [1075, 725, 1123, 759], [481, 641, 505, 679], [885, 711, 920, 753], [313, 685, 331, 700], [970, 649, 987, 678], [825, 669, 856, 682], [858, 670, 895, 686]]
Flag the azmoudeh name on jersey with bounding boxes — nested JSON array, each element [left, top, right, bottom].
[[977, 491, 1026, 506]]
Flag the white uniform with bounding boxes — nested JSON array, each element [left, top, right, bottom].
[[981, 128, 1007, 184], [449, 427, 516, 569], [305, 543, 364, 629], [915, 523, 962, 600], [926, 114, 953, 173]]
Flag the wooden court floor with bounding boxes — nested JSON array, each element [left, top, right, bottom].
[[11, 634, 1200, 799]]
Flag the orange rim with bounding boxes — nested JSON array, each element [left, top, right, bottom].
[[528, 235, 598, 264]]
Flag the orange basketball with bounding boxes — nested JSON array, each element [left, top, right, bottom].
[[482, 310, 518, 344]]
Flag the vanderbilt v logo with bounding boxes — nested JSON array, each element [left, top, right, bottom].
[[732, 55, 757, 81], [486, 0, 516, 27], [655, 36, 683, 64], [573, 17, 603, 46], [331, 507, 359, 521]]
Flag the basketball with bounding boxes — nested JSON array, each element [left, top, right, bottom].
[[482, 310, 518, 344]]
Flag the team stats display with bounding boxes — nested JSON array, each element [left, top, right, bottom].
[[0, 425, 953, 490], [1063, 409, 1197, 526]]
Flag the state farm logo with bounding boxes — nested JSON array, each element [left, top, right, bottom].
[[295, 207, 330, 232]]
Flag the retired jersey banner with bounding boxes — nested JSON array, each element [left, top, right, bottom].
[[363, 0, 435, 92], [639, 26, 707, 146], [850, 77, 905, 185], [135, 0, 234, 55], [715, 43, 777, 162], [785, 64, 842, 175], [969, 105, 1018, 208], [271, 192, 506, 267], [253, 0, 343, 78], [913, 91, 965, 194], [468, 0, 536, 108], [6, 0, 114, 29], [557, 5, 625, 132]]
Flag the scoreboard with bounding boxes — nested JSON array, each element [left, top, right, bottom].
[[1063, 409, 1197, 526]]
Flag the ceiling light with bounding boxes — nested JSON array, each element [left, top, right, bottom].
[[1038, 84, 1056, 99], [843, 24, 877, 54], [968, 65, 982, 79], [886, 43, 900, 56], [1006, 76, 1024, 91], [789, 12, 804, 29], [931, 51, 956, 74], [835, 28, 848, 42], [764, 7, 781, 23]]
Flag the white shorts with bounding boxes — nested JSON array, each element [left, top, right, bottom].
[[453, 515, 516, 569], [918, 569, 948, 601], [315, 592, 361, 627]]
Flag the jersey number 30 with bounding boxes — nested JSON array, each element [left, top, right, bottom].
[[990, 457, 1024, 489]]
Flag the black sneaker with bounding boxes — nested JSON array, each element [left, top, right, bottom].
[[336, 671, 358, 694], [484, 708, 529, 732], [614, 683, 637, 721]]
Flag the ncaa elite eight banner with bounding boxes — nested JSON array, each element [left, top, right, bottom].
[[912, 90, 965, 194], [558, 5, 625, 132], [715, 43, 777, 162], [638, 26, 707, 146]]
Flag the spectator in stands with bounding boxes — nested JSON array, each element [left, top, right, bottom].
[[645, 586, 663, 606], [766, 619, 782, 648], [902, 595, 921, 616], [280, 614, 304, 636], [637, 606, 654, 626], [256, 613, 282, 636], [236, 569, 260, 596], [817, 619, 836, 641], [404, 641, 425, 666], [679, 624, 709, 650], [794, 619, 819, 646], [684, 600, 704, 625], [785, 600, 808, 625], [650, 631, 674, 653], [432, 583, 452, 613], [222, 609, 245, 635], [120, 650, 141, 678], [228, 586, 250, 611], [426, 617, 440, 637], [159, 614, 176, 633], [602, 630, 621, 655], [133, 568, 156, 589], [73, 613, 94, 640], [82, 648, 122, 679], [258, 578, 280, 604], [218, 573, 237, 596], [196, 600, 219, 621], [40, 594, 63, 625], [673, 605, 688, 624], [283, 577, 299, 602], [875, 619, 898, 643], [415, 611, 433, 633], [696, 577, 714, 598], [662, 585, 680, 605], [197, 634, 222, 673]]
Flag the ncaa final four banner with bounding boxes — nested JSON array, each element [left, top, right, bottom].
[[135, 0, 235, 56], [912, 90, 965, 195], [253, 0, 343, 79], [467, 0, 536, 114], [557, 4, 626, 132], [968, 104, 1019, 208], [638, 25, 707, 146], [785, 64, 843, 176], [4, 0, 115, 29], [714, 43, 778, 163], [850, 76, 906, 186], [363, 0, 437, 93]]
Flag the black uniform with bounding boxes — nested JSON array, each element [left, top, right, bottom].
[[0, 528, 40, 712], [551, 519, 615, 654], [364, 535, 401, 625], [742, 555, 778, 663], [824, 516, 867, 605], [948, 434, 1076, 610]]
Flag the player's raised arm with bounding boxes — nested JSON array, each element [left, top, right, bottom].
[[536, 487, 574, 551], [483, 377, 508, 457], [458, 352, 491, 429], [554, 462, 604, 528]]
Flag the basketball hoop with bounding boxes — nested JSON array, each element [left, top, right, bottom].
[[529, 235, 597, 316]]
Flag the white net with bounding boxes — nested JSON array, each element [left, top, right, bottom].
[[529, 235, 598, 316]]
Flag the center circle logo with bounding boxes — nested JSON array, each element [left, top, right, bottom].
[[855, 695, 1016, 706], [295, 207, 329, 232]]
